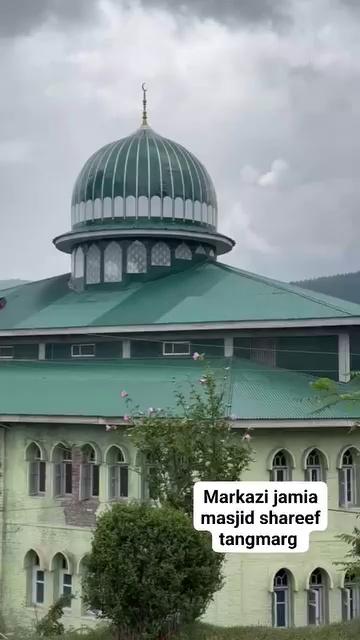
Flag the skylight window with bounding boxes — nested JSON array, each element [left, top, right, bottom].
[[71, 344, 96, 358], [163, 342, 190, 356]]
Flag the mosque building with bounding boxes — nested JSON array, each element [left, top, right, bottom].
[[0, 88, 360, 629]]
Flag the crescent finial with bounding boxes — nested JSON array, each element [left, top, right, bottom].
[[141, 82, 148, 126]]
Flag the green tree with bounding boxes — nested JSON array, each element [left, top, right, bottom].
[[311, 375, 360, 581], [128, 369, 252, 515], [337, 528, 360, 577], [35, 594, 73, 636], [82, 503, 223, 640]]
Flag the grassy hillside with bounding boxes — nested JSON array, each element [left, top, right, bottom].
[[295, 271, 360, 304]]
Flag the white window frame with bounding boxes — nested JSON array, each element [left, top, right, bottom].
[[29, 459, 46, 496], [271, 452, 291, 482], [308, 569, 327, 626], [305, 450, 324, 482], [60, 570, 72, 608], [339, 449, 360, 507], [54, 449, 72, 497], [80, 448, 100, 500], [107, 447, 129, 500], [0, 346, 14, 359], [163, 341, 190, 356], [343, 582, 360, 620], [32, 566, 45, 605], [273, 586, 289, 628], [308, 587, 325, 625], [109, 463, 129, 500], [71, 344, 96, 358]]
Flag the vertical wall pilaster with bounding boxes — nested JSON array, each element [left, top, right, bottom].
[[224, 336, 234, 358], [122, 340, 131, 359], [0, 426, 7, 615], [338, 333, 350, 383]]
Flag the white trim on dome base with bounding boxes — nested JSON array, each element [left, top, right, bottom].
[[53, 228, 234, 255]]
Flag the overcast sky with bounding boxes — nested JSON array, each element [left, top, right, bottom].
[[1, 0, 360, 282]]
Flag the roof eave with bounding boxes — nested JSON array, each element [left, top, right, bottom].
[[53, 227, 235, 255], [1, 316, 360, 337]]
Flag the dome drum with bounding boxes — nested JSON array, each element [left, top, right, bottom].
[[71, 195, 217, 229], [70, 237, 216, 290]]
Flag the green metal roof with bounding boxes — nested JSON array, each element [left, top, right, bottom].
[[1, 262, 360, 332], [70, 125, 217, 231], [0, 357, 358, 420]]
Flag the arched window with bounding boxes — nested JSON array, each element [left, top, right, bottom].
[[339, 448, 360, 507], [273, 569, 292, 628], [104, 242, 122, 283], [342, 571, 360, 620], [305, 449, 326, 482], [80, 444, 100, 500], [271, 450, 291, 481], [151, 242, 171, 267], [26, 442, 46, 496], [126, 241, 147, 274], [86, 244, 101, 284], [175, 243, 192, 261], [195, 245, 206, 255], [308, 568, 329, 625], [53, 445, 72, 497], [24, 550, 45, 606], [74, 246, 84, 279], [107, 446, 128, 499], [52, 553, 73, 607]]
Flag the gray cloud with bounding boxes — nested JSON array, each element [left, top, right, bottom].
[[140, 0, 290, 27], [0, 0, 360, 283], [0, 0, 97, 37]]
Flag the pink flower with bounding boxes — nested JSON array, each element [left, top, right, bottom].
[[123, 415, 131, 423], [192, 352, 200, 361], [120, 390, 128, 398]]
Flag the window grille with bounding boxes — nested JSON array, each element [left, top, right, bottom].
[[104, 242, 122, 282], [127, 241, 147, 273], [86, 244, 101, 284], [151, 242, 171, 266], [175, 243, 192, 260]]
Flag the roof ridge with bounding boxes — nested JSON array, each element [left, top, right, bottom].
[[215, 261, 360, 316]]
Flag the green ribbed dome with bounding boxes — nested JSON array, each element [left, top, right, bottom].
[[71, 125, 218, 230]]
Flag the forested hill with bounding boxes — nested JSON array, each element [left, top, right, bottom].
[[0, 279, 28, 291], [295, 271, 360, 304]]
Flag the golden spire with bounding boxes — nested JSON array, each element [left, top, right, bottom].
[[142, 82, 148, 126]]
